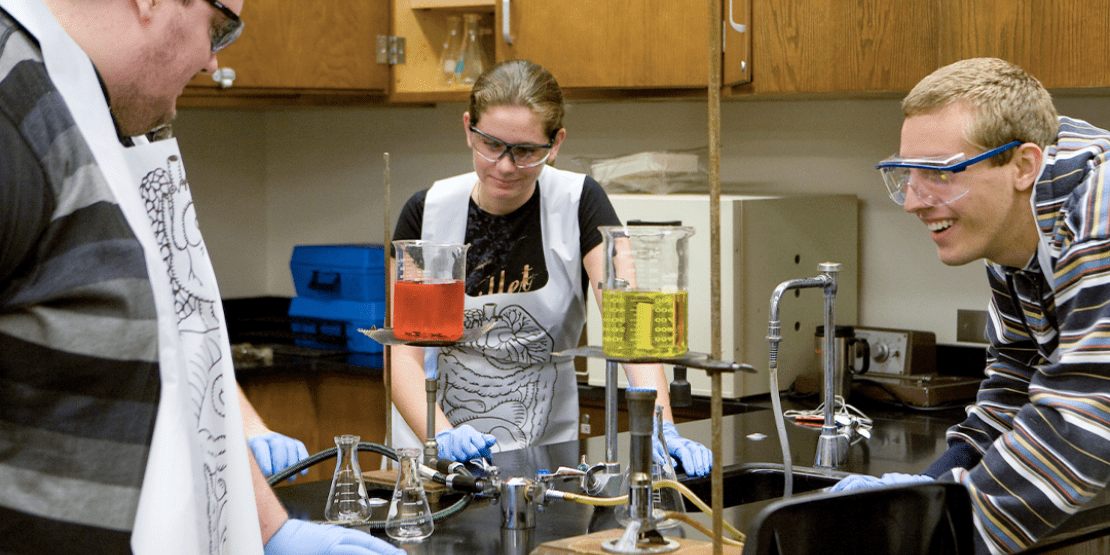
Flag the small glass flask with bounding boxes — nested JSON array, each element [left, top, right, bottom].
[[455, 13, 488, 85], [438, 15, 464, 85], [385, 448, 434, 541], [324, 435, 371, 524]]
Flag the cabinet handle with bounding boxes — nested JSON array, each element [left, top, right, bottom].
[[502, 0, 514, 45], [729, 0, 746, 33], [212, 67, 236, 88]]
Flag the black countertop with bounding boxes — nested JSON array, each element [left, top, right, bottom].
[[272, 404, 1110, 553], [228, 297, 1107, 551], [272, 406, 944, 553]]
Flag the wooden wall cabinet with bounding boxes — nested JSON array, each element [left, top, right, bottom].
[[182, 0, 391, 104], [747, 0, 939, 95], [746, 0, 1110, 97], [392, 0, 751, 100], [498, 0, 708, 90], [940, 0, 1110, 90], [183, 0, 751, 105]]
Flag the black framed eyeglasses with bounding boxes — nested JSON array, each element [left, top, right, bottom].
[[202, 0, 244, 54], [468, 125, 557, 168]]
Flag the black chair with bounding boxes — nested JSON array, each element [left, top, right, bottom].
[[742, 481, 974, 555]]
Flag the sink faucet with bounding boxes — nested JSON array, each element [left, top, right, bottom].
[[768, 262, 849, 472]]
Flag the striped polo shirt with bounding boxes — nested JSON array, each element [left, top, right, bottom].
[[927, 117, 1110, 553]]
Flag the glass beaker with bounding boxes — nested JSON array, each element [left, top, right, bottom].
[[392, 240, 469, 341], [438, 15, 464, 85], [599, 223, 694, 358], [324, 435, 371, 524], [386, 448, 435, 541], [455, 13, 488, 85]]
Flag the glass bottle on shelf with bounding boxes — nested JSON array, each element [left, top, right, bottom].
[[324, 435, 371, 524], [455, 13, 489, 85], [438, 15, 464, 86], [385, 448, 434, 541]]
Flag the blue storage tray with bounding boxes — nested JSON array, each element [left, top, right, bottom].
[[290, 244, 386, 302], [288, 297, 384, 354]]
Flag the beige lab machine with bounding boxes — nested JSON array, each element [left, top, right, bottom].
[[586, 194, 859, 399]]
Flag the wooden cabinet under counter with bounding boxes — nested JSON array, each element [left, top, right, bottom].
[[239, 368, 387, 485]]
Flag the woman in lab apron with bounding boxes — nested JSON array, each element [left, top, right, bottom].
[[388, 60, 704, 469]]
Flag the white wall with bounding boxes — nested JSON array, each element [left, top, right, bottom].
[[175, 94, 1110, 346]]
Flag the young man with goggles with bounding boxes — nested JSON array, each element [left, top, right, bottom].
[[830, 58, 1110, 555]]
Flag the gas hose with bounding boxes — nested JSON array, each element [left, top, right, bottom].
[[544, 480, 745, 544]]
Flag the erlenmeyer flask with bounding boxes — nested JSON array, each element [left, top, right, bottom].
[[324, 435, 371, 524], [438, 15, 464, 85], [455, 13, 487, 85], [385, 448, 434, 541]]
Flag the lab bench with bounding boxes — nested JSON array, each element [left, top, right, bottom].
[[225, 298, 1109, 552], [269, 405, 1110, 554]]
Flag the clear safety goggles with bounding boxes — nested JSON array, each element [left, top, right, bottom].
[[469, 126, 556, 169], [876, 141, 1021, 206]]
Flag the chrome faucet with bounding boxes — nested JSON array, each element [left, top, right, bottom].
[[768, 262, 848, 473]]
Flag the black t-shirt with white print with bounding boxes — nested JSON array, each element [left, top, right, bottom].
[[392, 176, 619, 298]]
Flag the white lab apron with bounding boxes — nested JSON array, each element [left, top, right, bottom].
[[0, 2, 261, 553], [392, 166, 587, 454]]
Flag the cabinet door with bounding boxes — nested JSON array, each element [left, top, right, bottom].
[[497, 0, 709, 89], [391, 1, 496, 102], [724, 0, 752, 86], [941, 0, 1110, 89], [185, 0, 390, 93], [752, 0, 938, 94]]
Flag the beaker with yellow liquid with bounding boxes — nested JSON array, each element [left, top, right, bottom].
[[599, 223, 694, 359]]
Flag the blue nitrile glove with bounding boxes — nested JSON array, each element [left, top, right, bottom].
[[829, 472, 933, 493], [436, 424, 497, 462], [653, 420, 712, 477], [249, 432, 310, 482], [265, 519, 404, 555]]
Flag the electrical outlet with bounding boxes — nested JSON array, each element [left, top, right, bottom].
[[957, 309, 989, 344]]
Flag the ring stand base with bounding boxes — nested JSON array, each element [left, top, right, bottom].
[[531, 529, 742, 555]]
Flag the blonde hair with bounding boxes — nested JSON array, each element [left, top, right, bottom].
[[903, 58, 1058, 163], [468, 59, 565, 138]]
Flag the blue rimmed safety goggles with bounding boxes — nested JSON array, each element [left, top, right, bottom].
[[876, 141, 1021, 206]]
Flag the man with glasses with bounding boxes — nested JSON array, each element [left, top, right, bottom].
[[831, 58, 1110, 554], [0, 1, 401, 554]]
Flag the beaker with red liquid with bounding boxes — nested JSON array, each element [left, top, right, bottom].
[[392, 240, 469, 341]]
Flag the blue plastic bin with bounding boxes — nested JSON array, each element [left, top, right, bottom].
[[290, 244, 386, 302], [288, 297, 384, 354]]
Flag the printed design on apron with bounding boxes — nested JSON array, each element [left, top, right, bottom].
[[139, 154, 229, 550], [438, 302, 558, 447]]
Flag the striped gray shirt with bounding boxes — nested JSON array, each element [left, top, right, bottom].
[[0, 10, 160, 553]]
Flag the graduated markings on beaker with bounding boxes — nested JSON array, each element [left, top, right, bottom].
[[601, 290, 688, 358]]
